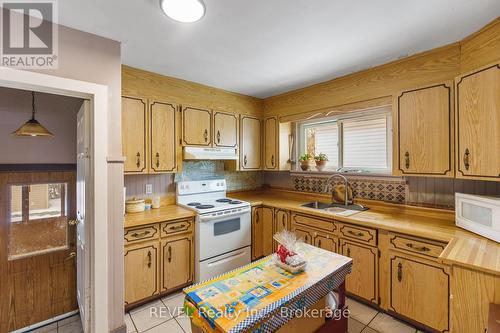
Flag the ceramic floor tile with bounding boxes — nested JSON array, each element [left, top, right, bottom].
[[348, 317, 365, 333], [175, 315, 192, 333], [29, 322, 57, 333], [58, 319, 83, 333], [161, 292, 186, 317], [346, 298, 378, 325], [129, 300, 164, 314], [142, 319, 184, 333], [368, 313, 416, 333], [130, 302, 173, 333], [124, 313, 137, 333], [57, 315, 80, 327], [361, 326, 379, 333]]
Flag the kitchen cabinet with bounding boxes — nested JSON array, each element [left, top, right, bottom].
[[182, 106, 212, 146], [273, 209, 290, 250], [213, 111, 238, 148], [340, 239, 378, 304], [122, 96, 148, 174], [261, 207, 275, 256], [394, 82, 454, 177], [251, 206, 264, 260], [124, 241, 159, 305], [455, 63, 500, 180], [240, 116, 262, 170], [264, 116, 278, 170], [161, 234, 193, 292], [314, 234, 337, 253], [388, 253, 450, 332], [122, 96, 180, 174]]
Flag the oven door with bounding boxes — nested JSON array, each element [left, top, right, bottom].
[[196, 246, 251, 282], [197, 210, 251, 261]]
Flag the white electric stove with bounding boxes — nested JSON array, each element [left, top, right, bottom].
[[176, 179, 251, 282]]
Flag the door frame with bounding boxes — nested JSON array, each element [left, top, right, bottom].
[[0, 67, 109, 332]]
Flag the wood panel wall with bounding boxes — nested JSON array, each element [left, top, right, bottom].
[[122, 65, 263, 117]]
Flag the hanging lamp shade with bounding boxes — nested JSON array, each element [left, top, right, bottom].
[[12, 91, 54, 137]]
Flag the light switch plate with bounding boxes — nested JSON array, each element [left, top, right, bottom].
[[145, 184, 153, 195]]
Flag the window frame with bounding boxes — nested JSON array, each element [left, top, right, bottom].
[[296, 107, 393, 174]]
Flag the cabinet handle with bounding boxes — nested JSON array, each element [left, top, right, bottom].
[[404, 152, 410, 169], [256, 211, 259, 224], [136, 152, 141, 168], [217, 130, 221, 143], [204, 129, 208, 142], [282, 214, 286, 228], [271, 155, 275, 167], [463, 148, 470, 170], [397, 262, 402, 282], [347, 230, 365, 237], [318, 239, 322, 248], [147, 250, 152, 268], [131, 230, 150, 238], [346, 247, 351, 257], [244, 155, 248, 166], [304, 235, 309, 243], [169, 224, 186, 231], [168, 246, 172, 263], [155, 152, 160, 168], [406, 243, 430, 252]]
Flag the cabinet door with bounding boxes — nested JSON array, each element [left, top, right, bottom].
[[182, 106, 212, 146], [261, 207, 274, 256], [264, 116, 278, 170], [252, 207, 264, 260], [213, 111, 238, 148], [161, 235, 192, 291], [124, 242, 159, 305], [150, 101, 179, 173], [273, 209, 290, 250], [389, 255, 449, 332], [122, 96, 147, 174], [456, 64, 500, 180], [340, 240, 378, 304], [396, 83, 453, 177], [240, 116, 262, 170], [314, 234, 337, 253], [292, 227, 313, 245]]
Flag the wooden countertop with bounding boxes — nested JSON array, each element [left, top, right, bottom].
[[231, 189, 500, 276], [124, 205, 195, 229]]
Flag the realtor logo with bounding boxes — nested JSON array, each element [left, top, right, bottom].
[[1, 0, 58, 68]]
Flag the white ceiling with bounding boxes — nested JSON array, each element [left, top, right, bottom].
[[58, 0, 500, 98]]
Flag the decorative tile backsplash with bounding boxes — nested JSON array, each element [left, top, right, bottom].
[[291, 175, 407, 204]]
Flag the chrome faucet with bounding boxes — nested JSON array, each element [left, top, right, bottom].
[[324, 173, 350, 206]]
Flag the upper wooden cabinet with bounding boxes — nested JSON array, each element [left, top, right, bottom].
[[122, 96, 180, 174], [394, 83, 454, 177], [122, 96, 148, 174], [456, 63, 500, 181], [240, 116, 262, 170], [213, 111, 238, 148], [263, 116, 292, 171], [182, 106, 212, 146]]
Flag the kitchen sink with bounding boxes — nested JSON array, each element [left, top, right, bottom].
[[301, 201, 369, 216]]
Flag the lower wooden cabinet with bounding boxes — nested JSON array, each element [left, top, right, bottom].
[[314, 234, 337, 253], [161, 234, 193, 292], [388, 253, 450, 332], [124, 241, 160, 305], [340, 239, 378, 304], [252, 206, 274, 259], [124, 219, 194, 307], [273, 209, 290, 250]]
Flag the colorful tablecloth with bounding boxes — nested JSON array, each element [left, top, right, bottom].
[[183, 243, 352, 333]]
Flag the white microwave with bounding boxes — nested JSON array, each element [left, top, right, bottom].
[[456, 193, 500, 243]]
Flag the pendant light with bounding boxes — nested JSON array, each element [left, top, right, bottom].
[[160, 0, 205, 23], [12, 91, 54, 137]]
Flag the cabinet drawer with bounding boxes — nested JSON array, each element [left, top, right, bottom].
[[291, 213, 336, 232], [124, 225, 159, 244], [389, 233, 446, 259], [339, 223, 377, 246], [161, 219, 193, 236]]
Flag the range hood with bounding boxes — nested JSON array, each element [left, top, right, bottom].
[[183, 147, 238, 160]]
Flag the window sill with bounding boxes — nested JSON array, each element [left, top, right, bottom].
[[289, 170, 403, 179]]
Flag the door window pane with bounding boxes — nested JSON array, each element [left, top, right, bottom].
[[9, 183, 69, 260]]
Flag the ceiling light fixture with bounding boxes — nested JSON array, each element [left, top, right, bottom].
[[12, 91, 54, 137], [160, 0, 205, 23]]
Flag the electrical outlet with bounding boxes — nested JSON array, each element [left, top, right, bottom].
[[145, 184, 153, 195]]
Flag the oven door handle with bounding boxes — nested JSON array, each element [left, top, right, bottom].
[[199, 207, 251, 222], [207, 249, 248, 267]]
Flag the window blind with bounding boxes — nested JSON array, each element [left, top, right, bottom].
[[314, 123, 338, 168]]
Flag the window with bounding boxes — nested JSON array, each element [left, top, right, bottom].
[[298, 108, 392, 173]]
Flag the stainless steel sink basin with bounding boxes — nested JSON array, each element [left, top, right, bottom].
[[300, 201, 369, 216]]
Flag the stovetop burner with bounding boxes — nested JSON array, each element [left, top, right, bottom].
[[229, 200, 242, 204], [196, 204, 215, 209], [187, 202, 201, 206], [215, 198, 232, 203]]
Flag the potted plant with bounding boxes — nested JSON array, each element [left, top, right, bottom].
[[298, 153, 313, 171], [314, 153, 329, 171]]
